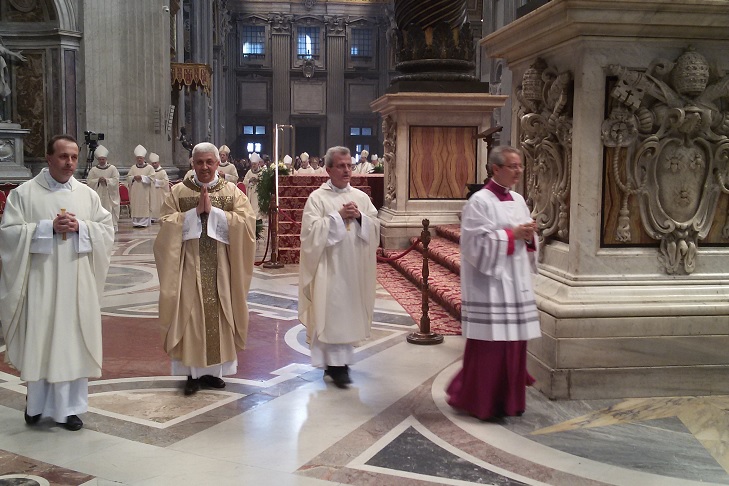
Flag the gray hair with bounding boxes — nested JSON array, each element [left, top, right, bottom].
[[192, 142, 220, 162], [324, 146, 351, 168], [487, 145, 522, 172]]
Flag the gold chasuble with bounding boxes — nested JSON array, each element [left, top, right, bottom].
[[153, 177, 256, 368]]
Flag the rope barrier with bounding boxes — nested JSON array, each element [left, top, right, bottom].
[[376, 237, 422, 262]]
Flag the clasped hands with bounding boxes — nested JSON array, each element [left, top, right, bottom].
[[338, 201, 360, 221], [53, 211, 79, 235], [512, 220, 537, 242], [98, 176, 107, 185], [196, 185, 212, 215]]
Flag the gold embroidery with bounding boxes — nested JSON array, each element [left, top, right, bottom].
[[199, 212, 221, 365], [176, 187, 233, 365], [182, 176, 227, 193]]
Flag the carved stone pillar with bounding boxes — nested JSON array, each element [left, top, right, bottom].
[[190, 0, 213, 143], [483, 0, 729, 400], [325, 17, 346, 148], [371, 93, 506, 248], [270, 14, 292, 153]]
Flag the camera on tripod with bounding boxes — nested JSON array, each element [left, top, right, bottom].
[[84, 130, 104, 149]]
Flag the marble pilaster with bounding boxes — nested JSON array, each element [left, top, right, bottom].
[[482, 0, 729, 399], [325, 19, 346, 149], [370, 93, 507, 248], [81, 0, 172, 169], [271, 18, 292, 155]]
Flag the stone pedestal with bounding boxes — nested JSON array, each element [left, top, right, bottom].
[[0, 123, 31, 182], [370, 92, 506, 248], [483, 0, 729, 399]]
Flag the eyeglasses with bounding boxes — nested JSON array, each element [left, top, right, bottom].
[[501, 164, 524, 171]]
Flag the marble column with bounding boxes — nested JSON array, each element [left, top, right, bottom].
[[190, 0, 213, 143], [271, 15, 292, 157], [81, 0, 172, 171], [483, 0, 729, 399], [325, 18, 346, 148]]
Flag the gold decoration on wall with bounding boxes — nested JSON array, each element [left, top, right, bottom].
[[171, 62, 213, 95]]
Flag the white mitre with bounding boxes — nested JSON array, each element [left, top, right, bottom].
[[95, 145, 109, 158]]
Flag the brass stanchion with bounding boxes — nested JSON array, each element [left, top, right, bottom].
[[407, 219, 443, 345]]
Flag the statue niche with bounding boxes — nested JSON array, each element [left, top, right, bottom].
[[602, 47, 729, 274], [517, 58, 573, 258]]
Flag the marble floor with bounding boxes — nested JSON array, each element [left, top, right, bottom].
[[1, 221, 728, 485]]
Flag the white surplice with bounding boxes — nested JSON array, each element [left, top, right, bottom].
[[87, 164, 121, 230], [126, 163, 154, 226], [460, 188, 541, 341], [298, 182, 380, 358]]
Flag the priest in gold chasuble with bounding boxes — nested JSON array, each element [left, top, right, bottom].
[[153, 142, 256, 396]]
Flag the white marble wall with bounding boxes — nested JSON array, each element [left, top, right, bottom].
[[482, 0, 729, 399], [80, 0, 172, 169]]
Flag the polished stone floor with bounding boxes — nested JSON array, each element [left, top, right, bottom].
[[0, 221, 728, 485]]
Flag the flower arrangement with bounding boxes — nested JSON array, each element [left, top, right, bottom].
[[257, 163, 290, 215]]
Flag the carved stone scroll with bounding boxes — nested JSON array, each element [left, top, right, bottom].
[[517, 58, 573, 259], [383, 115, 397, 207], [602, 47, 729, 274]]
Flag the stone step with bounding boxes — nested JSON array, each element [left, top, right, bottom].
[[279, 234, 300, 249], [278, 221, 301, 234], [436, 224, 461, 244], [412, 235, 460, 275], [383, 248, 461, 320], [279, 247, 300, 264]]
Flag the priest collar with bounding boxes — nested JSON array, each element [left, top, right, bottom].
[[326, 180, 351, 193]]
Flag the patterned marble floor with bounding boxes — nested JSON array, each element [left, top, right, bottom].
[[0, 221, 727, 485]]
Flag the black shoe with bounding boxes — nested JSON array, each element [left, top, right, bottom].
[[324, 366, 349, 389], [184, 376, 200, 395], [342, 365, 353, 385], [24, 409, 41, 425], [199, 375, 225, 389], [57, 415, 83, 431]]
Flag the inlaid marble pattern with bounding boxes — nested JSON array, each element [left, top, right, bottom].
[[0, 220, 726, 485]]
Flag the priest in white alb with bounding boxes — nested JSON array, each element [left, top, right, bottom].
[[217, 145, 239, 182], [154, 142, 256, 395], [149, 152, 169, 223], [446, 145, 541, 420], [126, 144, 154, 227], [86, 144, 120, 231], [298, 146, 379, 388], [0, 134, 114, 431], [242, 153, 263, 222]]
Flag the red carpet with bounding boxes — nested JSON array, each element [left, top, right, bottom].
[[377, 262, 462, 336]]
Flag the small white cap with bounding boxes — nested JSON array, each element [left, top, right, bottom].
[[149, 153, 160, 163], [300, 152, 309, 162], [283, 155, 292, 165], [134, 144, 147, 157], [95, 145, 109, 158], [250, 153, 261, 163]]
